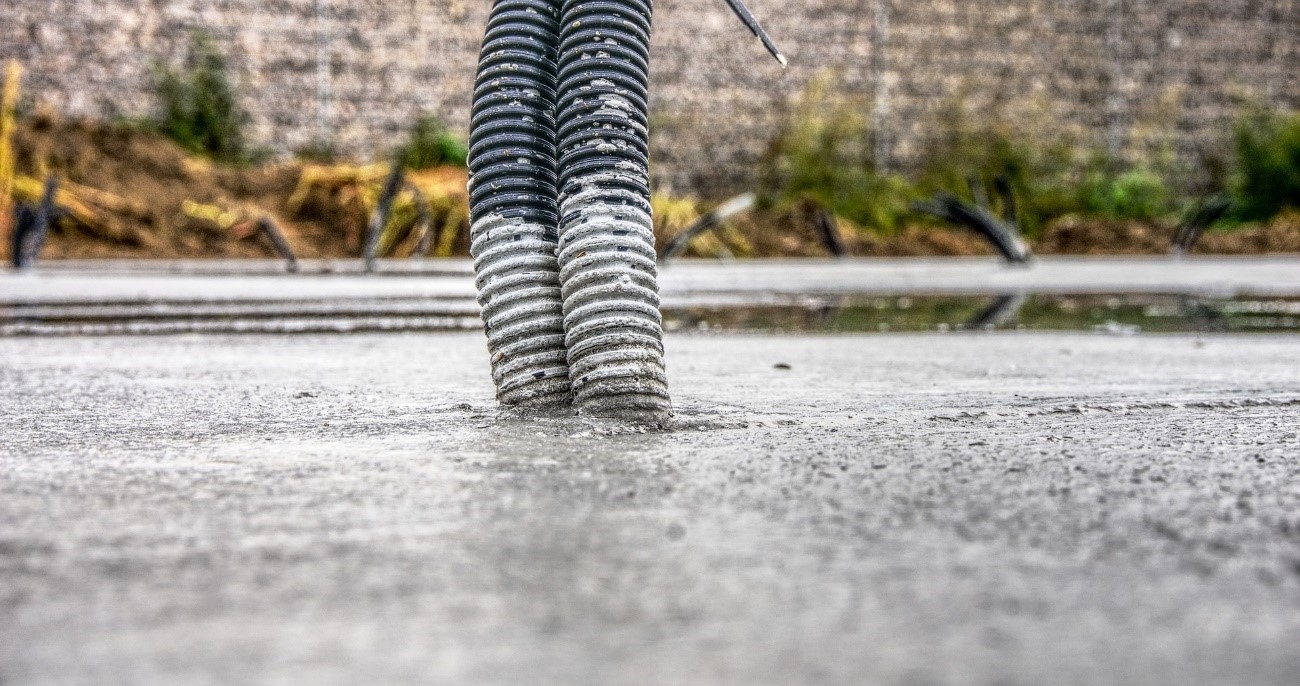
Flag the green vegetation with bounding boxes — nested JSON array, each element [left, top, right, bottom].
[[761, 80, 916, 233], [914, 106, 1076, 235], [763, 81, 1298, 238], [1231, 108, 1300, 221], [294, 139, 337, 164], [1076, 164, 1174, 221], [147, 37, 473, 171], [914, 100, 1178, 231], [399, 115, 468, 169], [153, 33, 248, 163]]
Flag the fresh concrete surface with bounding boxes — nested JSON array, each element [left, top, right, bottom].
[[6, 256, 1300, 305], [2, 331, 1298, 685]]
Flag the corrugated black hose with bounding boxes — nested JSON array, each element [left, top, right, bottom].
[[468, 0, 784, 416], [468, 0, 573, 408]]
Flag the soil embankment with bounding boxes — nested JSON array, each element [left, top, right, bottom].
[[5, 118, 470, 261], [5, 118, 1298, 261]]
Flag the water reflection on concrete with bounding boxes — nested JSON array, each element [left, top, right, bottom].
[[3, 292, 1298, 336], [663, 293, 1300, 335], [5, 258, 1300, 336]]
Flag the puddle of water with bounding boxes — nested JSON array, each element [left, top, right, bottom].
[[663, 294, 1300, 335], [3, 293, 1299, 336]]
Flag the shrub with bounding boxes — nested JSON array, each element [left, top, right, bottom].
[[1231, 108, 1300, 221], [153, 32, 247, 163], [914, 101, 1088, 234], [400, 115, 468, 169], [295, 139, 337, 164], [761, 78, 916, 233], [916, 97, 1190, 228], [1076, 164, 1173, 220], [763, 85, 1267, 235]]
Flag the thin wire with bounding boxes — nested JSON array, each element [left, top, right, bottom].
[[721, 0, 787, 66]]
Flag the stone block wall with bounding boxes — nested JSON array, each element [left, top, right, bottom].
[[1, 0, 1296, 196]]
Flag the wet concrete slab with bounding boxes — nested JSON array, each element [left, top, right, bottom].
[[5, 256, 1300, 305], [2, 331, 1298, 685]]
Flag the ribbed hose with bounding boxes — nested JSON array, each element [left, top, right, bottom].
[[468, 0, 572, 407], [555, 0, 671, 419]]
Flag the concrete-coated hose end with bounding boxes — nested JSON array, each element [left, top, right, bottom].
[[470, 213, 572, 407], [555, 197, 670, 419]]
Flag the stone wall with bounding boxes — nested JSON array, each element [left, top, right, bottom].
[[2, 0, 1297, 196]]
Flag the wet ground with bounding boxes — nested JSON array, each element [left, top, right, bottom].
[[2, 258, 1299, 685], [5, 257, 1300, 336]]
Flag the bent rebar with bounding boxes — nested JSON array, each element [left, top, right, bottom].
[[365, 161, 406, 273], [720, 0, 787, 66], [660, 193, 756, 261], [913, 191, 1032, 264], [255, 216, 299, 273], [9, 203, 33, 268], [407, 182, 436, 256], [1172, 197, 1231, 256], [12, 175, 58, 269], [813, 206, 847, 257], [966, 292, 1027, 330], [992, 175, 1019, 232]]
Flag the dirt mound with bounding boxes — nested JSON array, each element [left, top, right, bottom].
[[652, 200, 994, 259], [1197, 212, 1300, 254], [10, 117, 297, 258], [1037, 212, 1300, 255], [1035, 216, 1177, 255], [4, 117, 470, 261], [4, 118, 1297, 262]]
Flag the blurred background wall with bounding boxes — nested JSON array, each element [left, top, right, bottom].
[[1, 0, 1296, 196]]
